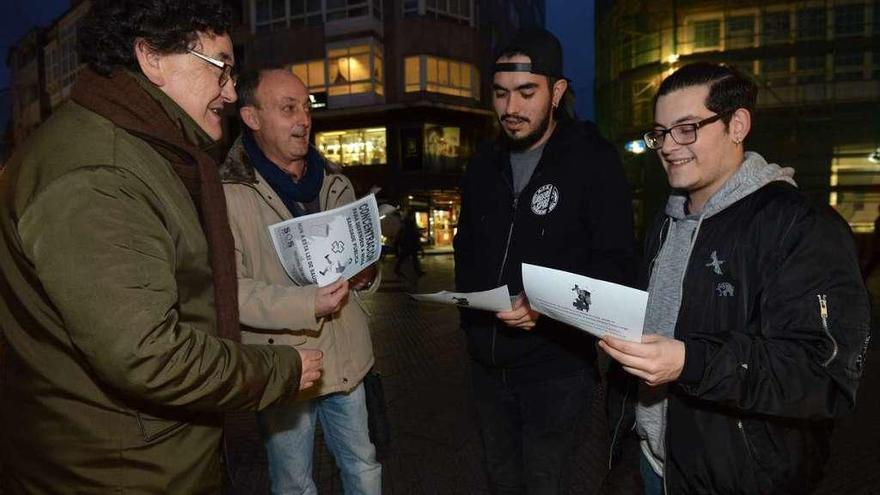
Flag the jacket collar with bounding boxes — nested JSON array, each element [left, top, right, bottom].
[[219, 134, 342, 184]]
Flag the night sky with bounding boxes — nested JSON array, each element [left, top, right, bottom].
[[0, 0, 595, 130]]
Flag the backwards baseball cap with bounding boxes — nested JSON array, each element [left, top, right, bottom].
[[493, 28, 567, 80]]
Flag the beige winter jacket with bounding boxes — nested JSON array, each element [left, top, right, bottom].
[[220, 136, 376, 400]]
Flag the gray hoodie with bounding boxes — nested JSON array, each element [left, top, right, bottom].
[[636, 151, 796, 476]]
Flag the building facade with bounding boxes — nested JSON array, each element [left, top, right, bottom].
[[6, 0, 544, 247], [596, 0, 880, 236], [235, 0, 544, 247]]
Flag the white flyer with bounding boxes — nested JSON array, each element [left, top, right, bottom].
[[521, 263, 646, 342], [409, 285, 514, 312], [268, 194, 382, 287]]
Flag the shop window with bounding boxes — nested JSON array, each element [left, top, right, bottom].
[[693, 19, 721, 50], [404, 55, 479, 99], [424, 125, 463, 172], [726, 15, 756, 49], [834, 4, 865, 37], [762, 11, 791, 44], [830, 144, 880, 233], [796, 7, 826, 40], [315, 127, 387, 166]]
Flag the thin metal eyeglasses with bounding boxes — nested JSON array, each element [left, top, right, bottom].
[[188, 49, 237, 88], [643, 110, 734, 149]]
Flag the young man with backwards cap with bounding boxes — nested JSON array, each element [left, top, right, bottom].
[[454, 28, 637, 493]]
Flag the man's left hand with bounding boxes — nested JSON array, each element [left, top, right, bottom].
[[496, 294, 540, 330], [349, 264, 378, 291], [599, 334, 685, 387]]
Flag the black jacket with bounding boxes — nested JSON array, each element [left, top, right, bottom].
[[454, 119, 637, 383], [607, 182, 872, 494]]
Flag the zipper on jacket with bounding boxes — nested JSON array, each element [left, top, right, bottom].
[[737, 419, 758, 464], [491, 196, 519, 366], [818, 294, 838, 367]]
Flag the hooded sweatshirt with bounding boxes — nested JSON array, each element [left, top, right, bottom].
[[636, 151, 797, 475]]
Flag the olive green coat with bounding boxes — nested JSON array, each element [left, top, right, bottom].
[[0, 89, 302, 493]]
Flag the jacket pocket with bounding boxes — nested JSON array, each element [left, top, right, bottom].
[[135, 412, 187, 443]]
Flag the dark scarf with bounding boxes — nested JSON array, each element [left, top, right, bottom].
[[242, 128, 324, 217], [71, 69, 240, 343]]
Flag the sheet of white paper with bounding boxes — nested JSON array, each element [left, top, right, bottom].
[[522, 263, 646, 342], [268, 194, 382, 287], [409, 285, 513, 312]]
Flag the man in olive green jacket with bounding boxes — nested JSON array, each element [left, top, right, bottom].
[[220, 68, 382, 494], [0, 2, 320, 493]]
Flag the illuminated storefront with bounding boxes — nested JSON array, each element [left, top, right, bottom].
[[830, 144, 880, 233], [315, 127, 387, 166], [405, 192, 460, 247]]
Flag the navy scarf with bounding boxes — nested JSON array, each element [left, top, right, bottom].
[[242, 129, 325, 216]]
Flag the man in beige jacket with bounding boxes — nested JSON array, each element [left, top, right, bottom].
[[220, 67, 381, 494]]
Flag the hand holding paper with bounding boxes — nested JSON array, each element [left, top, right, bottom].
[[599, 334, 685, 387], [409, 286, 513, 312], [521, 263, 646, 342], [496, 293, 540, 330], [314, 278, 349, 318]]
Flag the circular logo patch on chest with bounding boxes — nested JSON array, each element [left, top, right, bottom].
[[531, 184, 560, 215]]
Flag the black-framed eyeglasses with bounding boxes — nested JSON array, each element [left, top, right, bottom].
[[188, 49, 237, 88], [643, 110, 734, 150]]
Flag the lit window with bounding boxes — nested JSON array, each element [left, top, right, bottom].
[[829, 144, 880, 233], [404, 55, 479, 99], [329, 45, 372, 95], [291, 60, 326, 90], [315, 127, 387, 166], [405, 56, 420, 91]]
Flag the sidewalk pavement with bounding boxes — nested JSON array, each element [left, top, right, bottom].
[[225, 254, 880, 494]]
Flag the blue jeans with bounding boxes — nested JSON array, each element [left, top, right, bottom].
[[471, 363, 594, 495], [641, 453, 664, 495], [257, 382, 382, 495]]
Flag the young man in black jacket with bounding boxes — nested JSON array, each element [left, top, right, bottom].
[[601, 63, 872, 494], [454, 28, 636, 494]]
